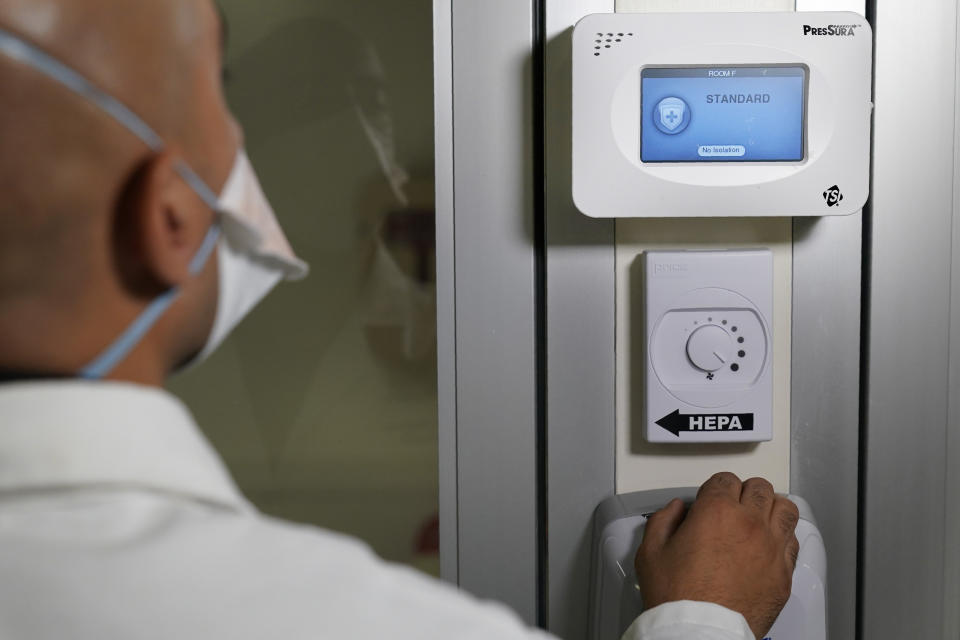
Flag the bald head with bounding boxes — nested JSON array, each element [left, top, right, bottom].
[[0, 0, 231, 238], [0, 0, 225, 145], [0, 0, 239, 381]]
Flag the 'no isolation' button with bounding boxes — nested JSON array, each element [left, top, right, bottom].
[[698, 145, 746, 157]]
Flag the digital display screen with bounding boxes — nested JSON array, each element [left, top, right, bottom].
[[640, 66, 807, 163]]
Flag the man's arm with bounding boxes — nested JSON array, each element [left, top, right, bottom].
[[626, 473, 800, 640]]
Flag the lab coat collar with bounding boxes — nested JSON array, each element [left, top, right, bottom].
[[0, 379, 250, 512]]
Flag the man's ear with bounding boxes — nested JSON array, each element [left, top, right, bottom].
[[128, 149, 215, 290]]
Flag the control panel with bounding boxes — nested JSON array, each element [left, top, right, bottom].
[[572, 11, 873, 217], [644, 249, 772, 443]]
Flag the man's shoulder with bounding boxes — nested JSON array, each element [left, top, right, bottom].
[[0, 490, 550, 639], [167, 505, 552, 639]]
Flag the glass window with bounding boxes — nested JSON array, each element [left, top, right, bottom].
[[169, 0, 438, 576]]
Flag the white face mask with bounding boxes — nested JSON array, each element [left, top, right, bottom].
[[0, 27, 308, 378], [192, 151, 308, 363], [78, 148, 308, 378]]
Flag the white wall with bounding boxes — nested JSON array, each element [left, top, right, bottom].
[[615, 219, 793, 492]]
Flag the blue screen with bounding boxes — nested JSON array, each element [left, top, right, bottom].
[[640, 66, 806, 163]]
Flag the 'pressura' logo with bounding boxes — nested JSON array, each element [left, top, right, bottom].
[[823, 185, 844, 207], [803, 24, 860, 36]]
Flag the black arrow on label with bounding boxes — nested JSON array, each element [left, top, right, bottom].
[[655, 410, 755, 437]]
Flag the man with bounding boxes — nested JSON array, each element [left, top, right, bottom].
[[0, 1, 799, 638]]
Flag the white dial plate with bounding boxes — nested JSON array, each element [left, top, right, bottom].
[[644, 250, 773, 442]]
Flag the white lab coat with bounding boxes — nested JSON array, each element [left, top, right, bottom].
[[0, 381, 752, 640]]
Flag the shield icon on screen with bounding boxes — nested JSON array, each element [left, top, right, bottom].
[[657, 97, 686, 132]]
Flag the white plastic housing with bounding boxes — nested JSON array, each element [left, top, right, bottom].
[[589, 489, 827, 640], [572, 11, 873, 217], [644, 249, 772, 443]]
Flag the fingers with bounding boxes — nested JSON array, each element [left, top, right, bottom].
[[740, 477, 775, 516], [696, 471, 742, 502], [784, 533, 800, 571], [640, 498, 686, 556], [771, 496, 800, 540]]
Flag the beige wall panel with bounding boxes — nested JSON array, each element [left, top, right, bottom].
[[615, 218, 792, 493]]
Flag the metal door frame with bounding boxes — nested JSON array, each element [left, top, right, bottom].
[[861, 2, 960, 638], [436, 1, 960, 639], [434, 0, 541, 626], [542, 1, 864, 638], [436, 0, 864, 631]]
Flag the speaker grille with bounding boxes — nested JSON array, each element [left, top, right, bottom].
[[592, 31, 634, 57]]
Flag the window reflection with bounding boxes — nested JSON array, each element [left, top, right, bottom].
[[169, 0, 438, 575]]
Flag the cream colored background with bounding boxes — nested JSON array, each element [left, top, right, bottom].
[[615, 219, 792, 492], [614, 0, 795, 496]]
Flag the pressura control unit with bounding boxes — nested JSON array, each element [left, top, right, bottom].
[[572, 11, 873, 218]]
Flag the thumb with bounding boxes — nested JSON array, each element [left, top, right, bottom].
[[640, 498, 686, 555]]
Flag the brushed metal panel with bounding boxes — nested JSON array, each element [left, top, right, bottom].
[[433, 0, 458, 586], [863, 1, 959, 637], [944, 5, 960, 637], [544, 0, 617, 637], [790, 213, 862, 640], [451, 0, 539, 625]]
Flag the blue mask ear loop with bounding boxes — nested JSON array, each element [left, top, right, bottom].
[[78, 218, 221, 380], [0, 28, 227, 379]]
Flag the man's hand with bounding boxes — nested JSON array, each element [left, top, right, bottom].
[[635, 472, 800, 640]]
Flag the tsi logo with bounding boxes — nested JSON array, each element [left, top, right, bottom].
[[823, 185, 844, 207]]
